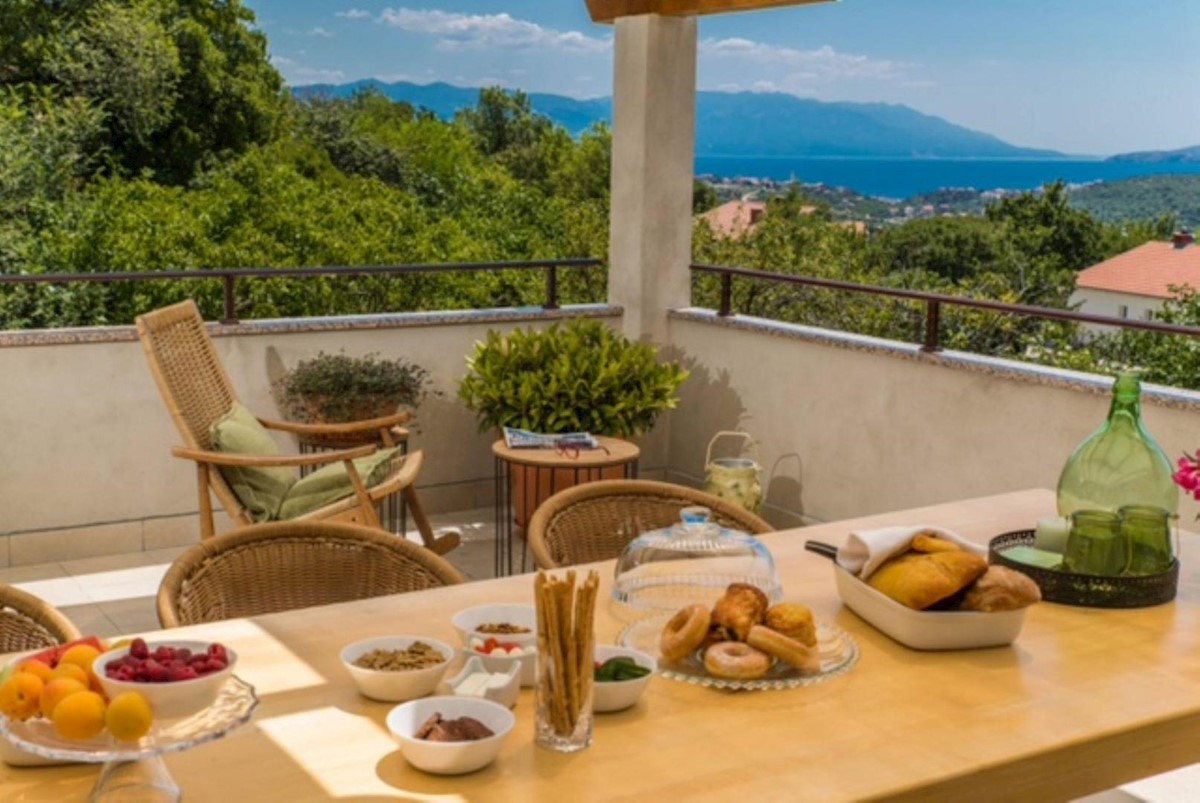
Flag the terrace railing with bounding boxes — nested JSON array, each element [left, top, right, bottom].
[[692, 263, 1200, 352], [0, 259, 604, 324]]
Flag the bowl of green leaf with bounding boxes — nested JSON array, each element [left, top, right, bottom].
[[593, 644, 655, 713]]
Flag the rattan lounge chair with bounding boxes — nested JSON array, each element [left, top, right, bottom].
[[526, 479, 773, 569], [0, 584, 82, 652], [156, 521, 466, 627], [136, 299, 458, 554]]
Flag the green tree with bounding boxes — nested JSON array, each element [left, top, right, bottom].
[[0, 0, 284, 183]]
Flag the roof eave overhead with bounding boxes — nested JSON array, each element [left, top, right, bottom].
[[586, 0, 837, 24]]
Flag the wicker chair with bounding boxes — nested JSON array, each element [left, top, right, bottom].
[[527, 479, 774, 569], [157, 521, 467, 627], [0, 584, 82, 652], [136, 299, 457, 554]]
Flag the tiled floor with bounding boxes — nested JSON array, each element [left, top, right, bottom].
[[0, 508, 507, 639], [1, 508, 1193, 801]]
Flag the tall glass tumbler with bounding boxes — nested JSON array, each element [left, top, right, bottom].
[[1119, 505, 1174, 575], [535, 631, 594, 753], [1064, 510, 1128, 576]]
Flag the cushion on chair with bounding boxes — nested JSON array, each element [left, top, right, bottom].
[[209, 402, 297, 521], [277, 447, 399, 520]]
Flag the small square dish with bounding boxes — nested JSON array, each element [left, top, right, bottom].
[[832, 563, 1027, 651]]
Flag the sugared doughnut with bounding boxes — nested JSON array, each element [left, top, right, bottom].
[[746, 625, 820, 674], [660, 604, 712, 661], [703, 641, 771, 680]]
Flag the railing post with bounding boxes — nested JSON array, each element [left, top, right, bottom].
[[718, 272, 733, 317], [221, 274, 237, 324], [544, 264, 559, 310], [922, 299, 941, 352]]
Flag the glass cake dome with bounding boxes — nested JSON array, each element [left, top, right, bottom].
[[610, 506, 781, 622]]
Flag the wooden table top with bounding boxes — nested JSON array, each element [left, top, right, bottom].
[[491, 435, 639, 468], [5, 489, 1199, 802]]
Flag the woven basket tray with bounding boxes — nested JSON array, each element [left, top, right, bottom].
[[989, 531, 1179, 609]]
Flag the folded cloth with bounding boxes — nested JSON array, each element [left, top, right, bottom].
[[837, 525, 984, 580]]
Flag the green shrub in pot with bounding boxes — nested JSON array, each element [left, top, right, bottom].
[[275, 351, 431, 426], [457, 319, 688, 437]]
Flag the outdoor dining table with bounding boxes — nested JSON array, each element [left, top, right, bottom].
[[3, 488, 1199, 801]]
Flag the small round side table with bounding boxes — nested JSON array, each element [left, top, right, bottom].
[[492, 436, 640, 577]]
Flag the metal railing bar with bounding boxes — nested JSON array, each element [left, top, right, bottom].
[[691, 263, 1200, 338]]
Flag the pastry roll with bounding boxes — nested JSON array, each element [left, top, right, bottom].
[[867, 550, 988, 610], [960, 566, 1042, 612]]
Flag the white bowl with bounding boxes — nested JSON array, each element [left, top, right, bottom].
[[438, 656, 521, 709], [387, 696, 515, 775], [464, 645, 537, 688], [340, 636, 454, 702], [593, 645, 656, 713], [451, 604, 537, 649], [833, 564, 1027, 650], [93, 640, 236, 720]]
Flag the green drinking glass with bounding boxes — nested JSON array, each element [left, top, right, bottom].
[[1064, 510, 1128, 576], [1118, 505, 1174, 575]]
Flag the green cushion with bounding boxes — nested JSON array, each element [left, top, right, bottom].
[[277, 447, 398, 520], [209, 401, 297, 522]]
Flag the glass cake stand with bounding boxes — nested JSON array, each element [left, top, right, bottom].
[[0, 676, 258, 802], [618, 616, 858, 691]]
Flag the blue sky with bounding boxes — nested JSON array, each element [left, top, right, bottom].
[[249, 1, 1199, 156]]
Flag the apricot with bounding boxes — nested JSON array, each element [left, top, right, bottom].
[[40, 677, 88, 719], [51, 690, 106, 741], [106, 692, 153, 742], [15, 659, 54, 684], [0, 672, 44, 721], [50, 662, 89, 686]]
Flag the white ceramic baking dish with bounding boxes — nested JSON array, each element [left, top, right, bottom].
[[831, 563, 1027, 651]]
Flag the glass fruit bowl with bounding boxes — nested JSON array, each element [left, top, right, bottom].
[[0, 676, 258, 802]]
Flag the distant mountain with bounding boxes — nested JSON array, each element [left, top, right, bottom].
[[1107, 145, 1200, 164], [293, 80, 1068, 160]]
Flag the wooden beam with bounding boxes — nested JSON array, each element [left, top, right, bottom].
[[587, 0, 835, 24]]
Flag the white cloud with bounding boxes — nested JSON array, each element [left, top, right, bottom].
[[700, 38, 907, 81], [336, 9, 371, 19], [309, 27, 334, 38], [377, 8, 610, 54], [270, 55, 345, 84]]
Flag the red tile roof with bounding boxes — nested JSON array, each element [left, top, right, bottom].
[[1076, 242, 1200, 299]]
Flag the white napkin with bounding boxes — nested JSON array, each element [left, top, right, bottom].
[[837, 525, 985, 580]]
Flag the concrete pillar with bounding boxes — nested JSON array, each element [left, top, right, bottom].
[[607, 15, 697, 344]]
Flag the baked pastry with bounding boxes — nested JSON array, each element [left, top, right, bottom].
[[960, 566, 1042, 612], [911, 532, 962, 554], [867, 550, 988, 610], [711, 583, 769, 642], [746, 625, 820, 674], [764, 603, 817, 647]]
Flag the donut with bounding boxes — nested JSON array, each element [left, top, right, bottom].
[[660, 604, 712, 661], [703, 641, 771, 680], [746, 625, 820, 674]]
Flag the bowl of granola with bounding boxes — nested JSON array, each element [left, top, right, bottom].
[[340, 636, 453, 702]]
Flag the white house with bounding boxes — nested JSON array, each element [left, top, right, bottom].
[[1071, 231, 1199, 331]]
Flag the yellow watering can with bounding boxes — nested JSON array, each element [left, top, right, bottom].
[[703, 431, 762, 514]]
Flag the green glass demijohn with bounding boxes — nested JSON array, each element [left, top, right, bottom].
[[1056, 374, 1179, 519]]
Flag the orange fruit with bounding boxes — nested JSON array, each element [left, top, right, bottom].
[[51, 690, 106, 740], [15, 659, 54, 684], [0, 673, 44, 721], [105, 692, 153, 742], [40, 678, 88, 719], [50, 662, 89, 686], [58, 645, 102, 681]]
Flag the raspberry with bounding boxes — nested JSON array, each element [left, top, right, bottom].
[[130, 639, 149, 660]]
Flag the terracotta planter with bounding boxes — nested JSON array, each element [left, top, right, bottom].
[[509, 462, 626, 529]]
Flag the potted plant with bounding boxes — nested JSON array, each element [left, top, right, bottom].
[[274, 351, 432, 443], [458, 319, 688, 523]]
